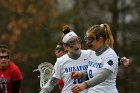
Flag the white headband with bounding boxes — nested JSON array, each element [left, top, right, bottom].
[[62, 32, 78, 43]]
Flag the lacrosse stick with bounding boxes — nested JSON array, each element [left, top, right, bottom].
[[33, 62, 54, 89]]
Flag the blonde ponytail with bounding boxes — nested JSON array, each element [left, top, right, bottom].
[[103, 24, 114, 48]]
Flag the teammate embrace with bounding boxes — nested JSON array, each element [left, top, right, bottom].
[[39, 24, 129, 93]]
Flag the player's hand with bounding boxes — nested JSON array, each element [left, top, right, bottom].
[[39, 89, 47, 93], [71, 71, 82, 79], [71, 82, 87, 93], [121, 57, 130, 67]]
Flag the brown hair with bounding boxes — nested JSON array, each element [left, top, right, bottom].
[[86, 24, 114, 48], [0, 44, 8, 49], [61, 25, 71, 39], [0, 47, 9, 55]]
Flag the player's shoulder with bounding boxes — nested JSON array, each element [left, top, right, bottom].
[[9, 61, 18, 68], [81, 49, 94, 54], [102, 48, 118, 59], [81, 49, 95, 56], [7, 61, 21, 73], [78, 50, 93, 61], [54, 54, 71, 67], [56, 54, 69, 63], [105, 48, 117, 55]]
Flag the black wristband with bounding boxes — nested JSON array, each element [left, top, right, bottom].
[[118, 57, 122, 65]]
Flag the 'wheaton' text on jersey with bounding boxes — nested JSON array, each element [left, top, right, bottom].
[[64, 65, 88, 73]]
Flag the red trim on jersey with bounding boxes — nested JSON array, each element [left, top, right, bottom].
[[57, 79, 64, 91]]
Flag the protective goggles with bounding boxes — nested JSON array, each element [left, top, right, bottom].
[[84, 36, 96, 44], [65, 37, 82, 48]]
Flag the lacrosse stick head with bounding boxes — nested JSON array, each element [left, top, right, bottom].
[[33, 62, 54, 89]]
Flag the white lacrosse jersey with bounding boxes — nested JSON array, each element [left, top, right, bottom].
[[53, 50, 92, 93], [87, 48, 118, 93]]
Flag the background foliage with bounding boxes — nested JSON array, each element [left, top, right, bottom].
[[0, 0, 140, 93]]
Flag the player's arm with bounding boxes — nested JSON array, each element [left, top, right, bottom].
[[39, 77, 58, 93], [71, 70, 88, 80], [71, 68, 112, 93], [12, 80, 21, 93], [84, 68, 112, 88], [81, 71, 88, 80]]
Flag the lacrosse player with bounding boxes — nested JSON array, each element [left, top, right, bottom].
[[39, 25, 129, 93], [39, 26, 91, 93], [55, 41, 67, 58], [71, 24, 120, 93], [54, 41, 67, 91], [0, 45, 23, 93]]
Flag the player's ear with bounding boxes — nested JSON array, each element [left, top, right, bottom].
[[63, 44, 68, 50]]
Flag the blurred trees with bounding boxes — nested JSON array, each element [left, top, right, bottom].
[[0, 0, 61, 92], [0, 0, 140, 93]]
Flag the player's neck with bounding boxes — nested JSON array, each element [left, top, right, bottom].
[[95, 44, 108, 56], [68, 52, 81, 60]]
